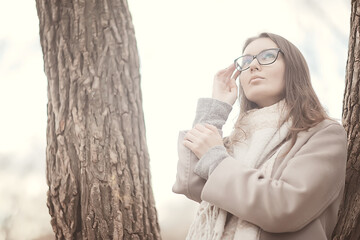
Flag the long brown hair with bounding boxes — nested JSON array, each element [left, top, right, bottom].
[[226, 32, 328, 151]]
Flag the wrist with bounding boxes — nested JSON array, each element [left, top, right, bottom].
[[212, 96, 235, 106]]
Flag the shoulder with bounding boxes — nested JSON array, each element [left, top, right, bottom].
[[314, 118, 344, 130], [281, 119, 347, 163], [300, 118, 346, 140]]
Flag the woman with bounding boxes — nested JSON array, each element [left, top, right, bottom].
[[172, 32, 347, 240]]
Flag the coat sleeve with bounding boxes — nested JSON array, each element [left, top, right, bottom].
[[172, 98, 232, 202], [172, 131, 206, 202], [200, 122, 347, 233]]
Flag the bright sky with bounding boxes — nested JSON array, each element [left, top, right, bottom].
[[0, 0, 350, 239]]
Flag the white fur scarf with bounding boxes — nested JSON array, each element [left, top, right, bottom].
[[186, 100, 290, 240]]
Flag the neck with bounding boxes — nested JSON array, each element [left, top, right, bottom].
[[254, 97, 285, 109]]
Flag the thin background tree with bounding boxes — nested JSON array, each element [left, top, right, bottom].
[[36, 0, 161, 239], [332, 0, 360, 239]]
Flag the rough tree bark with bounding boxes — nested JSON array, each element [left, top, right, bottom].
[[332, 0, 360, 239], [36, 0, 161, 239]]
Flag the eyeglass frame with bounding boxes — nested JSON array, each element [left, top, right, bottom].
[[233, 48, 283, 72]]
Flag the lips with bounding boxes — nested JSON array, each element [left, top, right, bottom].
[[249, 75, 264, 83]]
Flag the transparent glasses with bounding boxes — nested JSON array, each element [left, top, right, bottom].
[[234, 48, 283, 72]]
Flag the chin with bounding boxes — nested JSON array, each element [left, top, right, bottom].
[[246, 96, 270, 108], [245, 95, 263, 105]]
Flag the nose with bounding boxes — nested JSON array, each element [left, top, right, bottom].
[[249, 57, 261, 72]]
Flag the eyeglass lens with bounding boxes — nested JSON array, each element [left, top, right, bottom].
[[235, 49, 280, 71]]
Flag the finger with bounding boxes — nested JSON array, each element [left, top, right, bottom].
[[204, 123, 219, 133], [194, 123, 206, 131], [188, 127, 205, 138], [195, 124, 213, 134], [183, 140, 202, 158], [231, 69, 241, 80], [226, 63, 236, 72], [226, 63, 235, 70], [229, 77, 238, 89], [222, 65, 236, 79], [183, 140, 194, 151], [184, 131, 198, 142], [224, 70, 238, 85], [216, 63, 236, 76]]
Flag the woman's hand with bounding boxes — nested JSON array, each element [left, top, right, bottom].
[[183, 123, 224, 159], [212, 63, 240, 106]]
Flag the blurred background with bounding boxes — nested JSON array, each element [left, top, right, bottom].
[[0, 0, 350, 239]]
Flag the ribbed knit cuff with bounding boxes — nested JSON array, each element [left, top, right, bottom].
[[192, 98, 232, 129], [194, 145, 230, 180]]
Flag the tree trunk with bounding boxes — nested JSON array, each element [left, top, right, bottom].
[[332, 0, 360, 239], [36, 0, 161, 239]]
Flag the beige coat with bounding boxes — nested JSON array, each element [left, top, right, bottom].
[[173, 119, 347, 240]]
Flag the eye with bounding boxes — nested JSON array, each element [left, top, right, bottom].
[[241, 55, 253, 66], [264, 52, 276, 59], [258, 49, 278, 63], [261, 51, 276, 59]]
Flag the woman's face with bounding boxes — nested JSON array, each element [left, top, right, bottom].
[[239, 38, 286, 108]]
